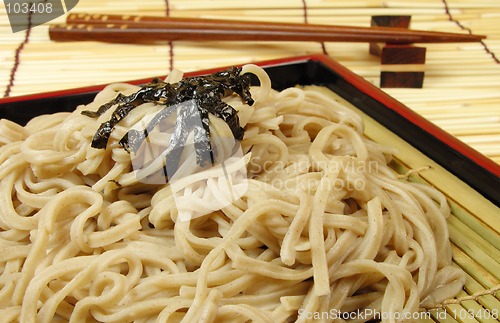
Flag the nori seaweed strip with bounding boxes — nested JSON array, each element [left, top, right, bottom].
[[84, 80, 173, 148], [207, 100, 244, 141], [90, 101, 141, 148], [162, 103, 198, 179], [193, 105, 215, 167], [119, 103, 178, 153], [81, 93, 127, 118]]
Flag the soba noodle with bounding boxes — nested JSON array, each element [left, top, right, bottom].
[[0, 65, 464, 322]]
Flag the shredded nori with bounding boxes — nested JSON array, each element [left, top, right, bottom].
[[82, 67, 254, 176]]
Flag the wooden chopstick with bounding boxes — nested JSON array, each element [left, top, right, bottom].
[[48, 13, 486, 44]]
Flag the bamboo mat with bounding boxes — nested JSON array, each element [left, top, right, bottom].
[[0, 1, 499, 322]]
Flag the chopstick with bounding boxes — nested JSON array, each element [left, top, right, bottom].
[[48, 13, 486, 44]]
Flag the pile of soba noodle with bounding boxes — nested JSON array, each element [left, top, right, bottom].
[[0, 65, 464, 322]]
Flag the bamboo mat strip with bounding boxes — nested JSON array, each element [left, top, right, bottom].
[[441, 0, 500, 63]]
